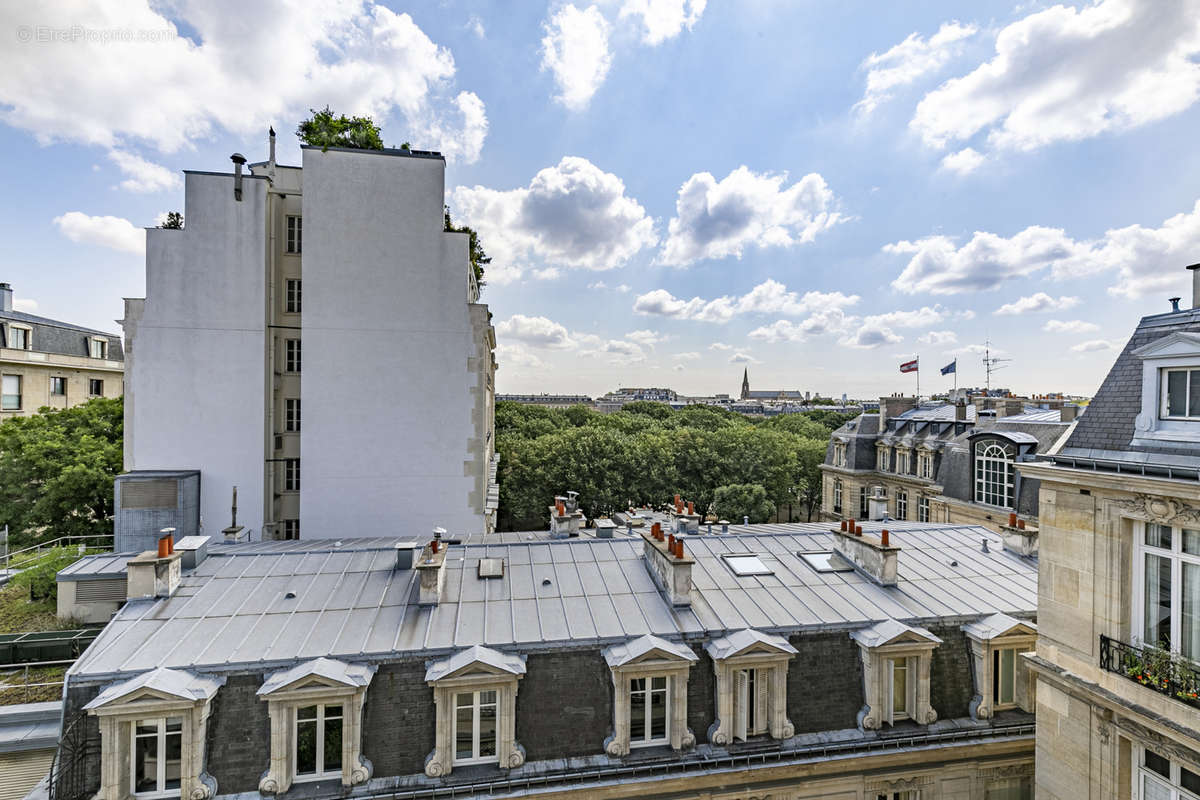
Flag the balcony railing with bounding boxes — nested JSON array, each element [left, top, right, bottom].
[[1100, 634, 1200, 708]]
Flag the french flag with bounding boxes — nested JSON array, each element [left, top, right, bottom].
[[899, 358, 918, 373]]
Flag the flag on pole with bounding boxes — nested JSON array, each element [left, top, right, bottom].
[[899, 358, 919, 373], [940, 359, 957, 375]]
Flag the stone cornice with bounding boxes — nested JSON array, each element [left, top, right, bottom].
[[1017, 461, 1200, 503]]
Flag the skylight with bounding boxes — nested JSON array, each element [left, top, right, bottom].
[[799, 551, 854, 573], [723, 554, 773, 577], [477, 558, 504, 579]]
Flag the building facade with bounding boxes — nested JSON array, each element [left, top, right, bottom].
[[0, 283, 124, 419], [49, 520, 1038, 800], [820, 396, 1076, 534], [119, 135, 496, 545], [1019, 287, 1200, 800]]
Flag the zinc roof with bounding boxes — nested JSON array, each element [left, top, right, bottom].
[[69, 521, 1036, 684]]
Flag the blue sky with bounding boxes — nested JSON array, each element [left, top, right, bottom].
[[4, 0, 1200, 399]]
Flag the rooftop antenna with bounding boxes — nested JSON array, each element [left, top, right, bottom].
[[982, 340, 1011, 392]]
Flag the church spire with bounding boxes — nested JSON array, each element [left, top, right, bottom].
[[741, 367, 750, 400]]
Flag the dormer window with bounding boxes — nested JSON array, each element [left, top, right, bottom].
[[851, 619, 941, 730], [89, 337, 108, 359], [602, 635, 697, 755], [877, 446, 891, 472], [1133, 331, 1200, 446], [974, 440, 1015, 508], [6, 323, 30, 350]]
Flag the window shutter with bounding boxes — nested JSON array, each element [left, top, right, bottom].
[[755, 668, 770, 734], [884, 660, 894, 726], [734, 670, 748, 741]]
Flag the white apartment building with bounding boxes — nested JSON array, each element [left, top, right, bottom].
[[118, 133, 496, 548]]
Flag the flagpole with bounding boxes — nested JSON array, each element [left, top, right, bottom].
[[916, 357, 920, 400], [954, 358, 958, 392]]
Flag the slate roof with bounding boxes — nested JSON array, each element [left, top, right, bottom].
[[1, 309, 125, 360], [67, 521, 1036, 684], [1060, 307, 1200, 462]]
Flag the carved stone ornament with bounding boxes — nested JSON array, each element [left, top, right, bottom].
[[866, 775, 934, 793], [1114, 494, 1200, 527], [980, 763, 1034, 780]]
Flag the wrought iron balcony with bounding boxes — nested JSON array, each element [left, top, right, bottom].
[[1100, 634, 1200, 709]]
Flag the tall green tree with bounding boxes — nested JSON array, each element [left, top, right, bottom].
[[712, 483, 775, 524], [296, 107, 384, 150], [0, 397, 124, 546]]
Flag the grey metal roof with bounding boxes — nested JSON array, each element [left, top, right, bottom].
[[56, 552, 131, 581], [68, 522, 1036, 683], [0, 701, 61, 754]]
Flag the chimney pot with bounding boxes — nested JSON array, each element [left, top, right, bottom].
[[1017, 519, 1026, 530], [157, 536, 171, 559], [230, 153, 246, 201], [1170, 296, 1182, 312], [687, 501, 694, 515], [668, 534, 676, 551], [981, 538, 990, 553], [1008, 512, 1017, 527], [855, 525, 863, 536], [0, 282, 11, 313], [840, 520, 847, 531], [1188, 264, 1200, 309], [880, 529, 889, 547], [676, 539, 684, 558], [431, 539, 439, 554]]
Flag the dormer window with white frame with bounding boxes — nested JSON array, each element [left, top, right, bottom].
[[256, 657, 376, 794], [705, 629, 797, 745], [896, 449, 911, 475], [962, 613, 1037, 719], [602, 634, 697, 756], [424, 645, 526, 777], [852, 619, 941, 730], [833, 441, 847, 468], [974, 439, 1016, 509], [90, 336, 108, 359], [84, 667, 224, 800], [6, 323, 30, 350], [1132, 331, 1200, 447], [877, 445, 891, 472]]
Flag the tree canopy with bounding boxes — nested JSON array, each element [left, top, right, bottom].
[[495, 401, 853, 531], [444, 206, 490, 286], [0, 397, 123, 547], [297, 106, 384, 150]]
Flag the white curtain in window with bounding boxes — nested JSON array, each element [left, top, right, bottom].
[[1183, 561, 1200, 661], [1145, 553, 1172, 649]]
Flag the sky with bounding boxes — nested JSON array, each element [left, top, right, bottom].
[[3, 0, 1200, 401]]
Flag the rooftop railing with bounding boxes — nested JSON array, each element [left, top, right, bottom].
[[1100, 634, 1200, 709]]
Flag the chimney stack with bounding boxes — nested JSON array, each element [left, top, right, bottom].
[[417, 529, 449, 605], [230, 153, 246, 201], [955, 400, 967, 422], [1185, 263, 1200, 309], [0, 282, 11, 313], [268, 126, 276, 171], [640, 528, 692, 606], [831, 524, 899, 586]]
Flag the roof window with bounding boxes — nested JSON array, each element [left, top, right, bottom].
[[799, 551, 854, 573], [477, 558, 504, 579], [723, 554, 772, 577]]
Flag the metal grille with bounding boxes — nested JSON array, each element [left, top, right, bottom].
[[49, 713, 96, 800], [74, 579, 126, 603], [120, 479, 177, 509]]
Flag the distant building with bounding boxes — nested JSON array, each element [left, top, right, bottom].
[[739, 368, 805, 401], [497, 393, 593, 408], [1019, 272, 1200, 800], [596, 386, 678, 412], [821, 394, 1080, 534], [117, 133, 496, 547], [0, 282, 124, 419]]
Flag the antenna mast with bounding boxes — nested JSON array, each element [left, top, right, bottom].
[[982, 340, 1011, 392]]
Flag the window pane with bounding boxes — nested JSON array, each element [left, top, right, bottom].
[[630, 681, 646, 741], [134, 722, 159, 792], [649, 683, 667, 739], [1182, 765, 1200, 794], [1167, 370, 1188, 416], [892, 660, 907, 714], [296, 711, 317, 775], [324, 714, 342, 772], [1142, 774, 1171, 800], [1144, 749, 1171, 777], [1183, 562, 1200, 661], [1000, 648, 1015, 704], [1184, 529, 1200, 556], [164, 720, 182, 789], [1191, 370, 1200, 417], [1145, 553, 1173, 649], [455, 700, 473, 760], [1146, 523, 1173, 550], [478, 699, 497, 758]]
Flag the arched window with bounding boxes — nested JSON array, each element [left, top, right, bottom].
[[974, 440, 1016, 508], [833, 479, 843, 513]]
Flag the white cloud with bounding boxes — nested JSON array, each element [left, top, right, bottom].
[[940, 147, 985, 175], [0, 1, 487, 162], [888, 199, 1200, 298], [911, 0, 1200, 155], [748, 304, 947, 348], [728, 351, 760, 364], [659, 167, 844, 266], [842, 326, 904, 349], [619, 0, 706, 45], [951, 343, 1000, 356], [857, 21, 978, 114], [532, 267, 562, 281], [107, 150, 180, 193], [12, 298, 38, 313], [615, 284, 631, 293], [1044, 319, 1101, 334], [918, 330, 958, 346], [452, 156, 656, 283], [626, 329, 666, 348], [467, 14, 486, 38], [673, 363, 686, 371], [496, 314, 574, 348], [709, 342, 732, 351], [496, 342, 545, 369], [409, 90, 488, 164], [633, 280, 859, 324], [53, 211, 144, 254], [1071, 339, 1119, 353], [994, 293, 1080, 315], [674, 351, 700, 360], [541, 4, 612, 111], [588, 280, 608, 290]]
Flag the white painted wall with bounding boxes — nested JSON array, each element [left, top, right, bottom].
[[127, 172, 267, 539], [300, 148, 484, 537]]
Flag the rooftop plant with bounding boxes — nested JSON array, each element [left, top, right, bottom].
[[296, 106, 384, 151]]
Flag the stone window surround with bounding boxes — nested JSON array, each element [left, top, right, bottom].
[[852, 621, 941, 730], [1131, 519, 1200, 658], [1132, 332, 1200, 447], [5, 321, 31, 350], [424, 645, 526, 777], [876, 443, 891, 472], [90, 336, 109, 359], [257, 658, 375, 794], [973, 438, 1017, 509], [962, 614, 1037, 720], [603, 635, 697, 756], [705, 630, 797, 746], [85, 669, 224, 800]]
